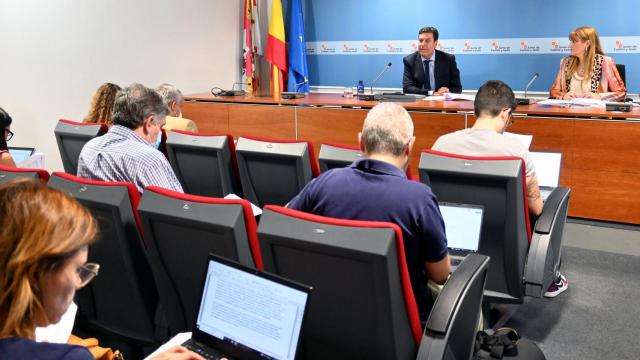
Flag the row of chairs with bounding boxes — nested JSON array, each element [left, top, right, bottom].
[[53, 119, 404, 207], [0, 166, 491, 359]]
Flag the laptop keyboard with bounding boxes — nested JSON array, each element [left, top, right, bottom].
[[182, 339, 224, 360]]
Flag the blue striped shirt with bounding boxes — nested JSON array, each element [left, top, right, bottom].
[[78, 125, 183, 193]]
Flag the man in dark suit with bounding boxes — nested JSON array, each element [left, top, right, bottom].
[[403, 26, 462, 95]]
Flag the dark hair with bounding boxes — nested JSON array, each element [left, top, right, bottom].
[[419, 26, 439, 41], [0, 107, 13, 150], [112, 83, 168, 129], [474, 80, 517, 118]]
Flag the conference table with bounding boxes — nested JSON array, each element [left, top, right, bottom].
[[182, 92, 640, 225]]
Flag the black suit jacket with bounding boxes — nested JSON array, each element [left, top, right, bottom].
[[402, 50, 462, 94]]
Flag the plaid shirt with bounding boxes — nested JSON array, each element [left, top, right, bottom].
[[78, 125, 183, 193]]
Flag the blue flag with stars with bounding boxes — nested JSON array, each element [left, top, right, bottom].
[[287, 0, 309, 92]]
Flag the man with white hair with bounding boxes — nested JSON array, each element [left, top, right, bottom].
[[155, 83, 198, 132], [288, 102, 450, 320]]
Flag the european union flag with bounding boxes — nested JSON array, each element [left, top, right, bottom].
[[287, 0, 309, 92]]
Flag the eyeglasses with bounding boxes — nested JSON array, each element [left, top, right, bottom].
[[77, 262, 100, 287], [4, 129, 13, 141]]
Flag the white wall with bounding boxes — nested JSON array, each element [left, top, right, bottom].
[[0, 0, 241, 171]]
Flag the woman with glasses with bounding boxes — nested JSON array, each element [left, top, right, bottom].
[[0, 179, 203, 360], [550, 26, 626, 101], [0, 106, 16, 168]]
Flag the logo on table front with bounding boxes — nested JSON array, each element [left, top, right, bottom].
[[363, 43, 379, 53], [306, 45, 316, 54], [386, 42, 403, 53], [613, 39, 638, 52], [490, 40, 510, 53], [462, 41, 481, 52], [342, 43, 357, 53], [519, 41, 540, 52], [320, 44, 335, 53]]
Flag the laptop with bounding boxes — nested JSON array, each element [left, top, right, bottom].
[[529, 152, 562, 201], [182, 254, 312, 360], [8, 146, 35, 165], [439, 202, 484, 270]]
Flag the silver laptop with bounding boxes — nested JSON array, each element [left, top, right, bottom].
[[182, 254, 312, 360], [8, 146, 35, 164], [529, 152, 562, 201], [439, 202, 484, 270]]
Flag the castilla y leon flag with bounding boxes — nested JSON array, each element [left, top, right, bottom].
[[243, 0, 262, 94], [266, 0, 287, 100]]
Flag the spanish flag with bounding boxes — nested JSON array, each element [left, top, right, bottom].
[[266, 0, 287, 100]]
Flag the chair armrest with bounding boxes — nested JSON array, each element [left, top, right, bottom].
[[417, 254, 490, 360], [534, 187, 570, 234], [525, 187, 571, 297]]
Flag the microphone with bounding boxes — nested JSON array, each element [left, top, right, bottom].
[[358, 62, 392, 101], [516, 73, 539, 105]]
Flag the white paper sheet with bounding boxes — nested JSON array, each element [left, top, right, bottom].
[[17, 152, 45, 169], [35, 302, 77, 344], [503, 132, 533, 150], [224, 193, 262, 216]]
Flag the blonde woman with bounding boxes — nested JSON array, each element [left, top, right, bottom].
[[550, 26, 626, 101], [83, 83, 121, 126], [0, 179, 202, 360]]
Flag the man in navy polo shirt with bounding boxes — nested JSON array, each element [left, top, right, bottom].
[[288, 102, 450, 319]]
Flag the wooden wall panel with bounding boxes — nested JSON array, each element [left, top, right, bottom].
[[228, 104, 295, 139], [181, 102, 229, 133]]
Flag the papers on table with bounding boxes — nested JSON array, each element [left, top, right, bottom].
[[537, 98, 606, 108], [144, 332, 192, 360], [36, 302, 77, 343], [503, 132, 533, 150], [444, 92, 476, 101], [224, 193, 262, 216], [421, 93, 475, 101]]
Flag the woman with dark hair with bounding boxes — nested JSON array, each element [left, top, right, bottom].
[[0, 179, 203, 360], [83, 83, 121, 126], [0, 106, 16, 167], [550, 26, 626, 101]]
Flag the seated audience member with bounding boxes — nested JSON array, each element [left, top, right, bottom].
[[77, 83, 183, 193], [155, 83, 198, 132], [83, 83, 121, 126], [0, 107, 16, 167], [0, 179, 202, 360], [403, 26, 462, 96], [288, 102, 450, 320], [432, 80, 568, 297], [550, 26, 626, 101]]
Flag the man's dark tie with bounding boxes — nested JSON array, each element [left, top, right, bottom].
[[423, 59, 431, 92]]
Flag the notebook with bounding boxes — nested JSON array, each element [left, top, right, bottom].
[[439, 202, 484, 270], [529, 152, 562, 201], [8, 146, 35, 164], [183, 254, 312, 360]]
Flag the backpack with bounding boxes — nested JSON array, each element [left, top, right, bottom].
[[473, 328, 546, 360]]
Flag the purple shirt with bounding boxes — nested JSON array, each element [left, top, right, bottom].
[[288, 158, 448, 317]]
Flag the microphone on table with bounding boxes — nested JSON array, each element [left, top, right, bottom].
[[516, 73, 539, 105], [358, 62, 392, 101]]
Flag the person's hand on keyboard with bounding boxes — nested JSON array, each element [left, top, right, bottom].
[[150, 345, 205, 360]]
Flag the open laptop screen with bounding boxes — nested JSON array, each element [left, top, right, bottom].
[[194, 255, 310, 360], [8, 147, 35, 164], [529, 152, 562, 188], [439, 202, 483, 253]]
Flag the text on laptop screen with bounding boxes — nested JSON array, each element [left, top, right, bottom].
[[8, 148, 34, 164], [439, 203, 483, 252], [196, 259, 308, 360], [529, 152, 562, 188]]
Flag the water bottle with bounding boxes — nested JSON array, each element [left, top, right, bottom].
[[357, 80, 365, 95]]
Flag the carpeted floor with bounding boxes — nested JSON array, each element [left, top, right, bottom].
[[504, 245, 640, 360]]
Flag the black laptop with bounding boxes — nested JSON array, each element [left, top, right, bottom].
[[439, 202, 484, 270], [182, 254, 312, 360]]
